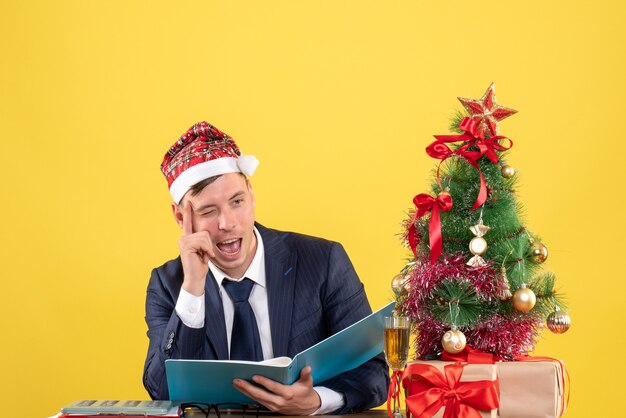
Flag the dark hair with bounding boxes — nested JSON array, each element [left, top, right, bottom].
[[181, 172, 248, 204], [189, 175, 223, 197]]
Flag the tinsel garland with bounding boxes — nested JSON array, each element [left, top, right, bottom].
[[464, 314, 543, 360], [402, 253, 499, 305], [411, 315, 541, 360], [397, 253, 541, 360]]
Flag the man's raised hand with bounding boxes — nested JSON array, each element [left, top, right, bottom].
[[178, 202, 214, 296]]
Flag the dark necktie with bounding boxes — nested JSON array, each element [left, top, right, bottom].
[[222, 278, 263, 361]]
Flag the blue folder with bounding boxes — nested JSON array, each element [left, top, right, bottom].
[[165, 301, 395, 404]]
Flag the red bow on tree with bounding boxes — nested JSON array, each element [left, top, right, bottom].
[[426, 117, 513, 210], [408, 192, 453, 263], [402, 362, 499, 418]]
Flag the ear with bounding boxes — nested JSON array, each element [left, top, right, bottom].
[[172, 202, 183, 229]]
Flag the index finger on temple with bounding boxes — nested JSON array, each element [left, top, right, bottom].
[[182, 201, 193, 235]]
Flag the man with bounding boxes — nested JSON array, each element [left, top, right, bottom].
[[143, 122, 389, 415]]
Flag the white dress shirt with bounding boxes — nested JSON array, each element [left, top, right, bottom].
[[174, 227, 344, 414]]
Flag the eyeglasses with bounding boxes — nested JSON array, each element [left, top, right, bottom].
[[178, 403, 260, 418]]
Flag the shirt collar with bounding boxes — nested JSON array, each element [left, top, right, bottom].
[[209, 226, 265, 288]]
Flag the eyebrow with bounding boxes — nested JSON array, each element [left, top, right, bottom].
[[194, 191, 246, 212]]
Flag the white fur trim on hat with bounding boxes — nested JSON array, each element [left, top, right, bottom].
[[169, 156, 258, 203], [237, 155, 259, 177]]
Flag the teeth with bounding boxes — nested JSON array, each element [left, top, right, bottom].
[[216, 238, 241, 256]]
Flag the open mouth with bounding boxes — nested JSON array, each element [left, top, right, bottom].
[[216, 238, 242, 256]]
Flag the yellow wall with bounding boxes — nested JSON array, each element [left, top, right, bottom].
[[1, 1, 623, 416]]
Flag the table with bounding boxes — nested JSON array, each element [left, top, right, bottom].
[[182, 410, 387, 418], [51, 410, 389, 418]]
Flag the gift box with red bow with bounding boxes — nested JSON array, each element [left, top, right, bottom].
[[400, 358, 567, 418], [402, 360, 499, 418]]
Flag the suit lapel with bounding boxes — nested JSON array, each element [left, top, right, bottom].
[[258, 224, 296, 358], [204, 270, 229, 360]]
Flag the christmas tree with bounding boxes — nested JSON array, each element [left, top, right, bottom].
[[395, 83, 571, 361]]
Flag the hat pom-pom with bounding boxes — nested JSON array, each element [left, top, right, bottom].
[[237, 155, 259, 176]]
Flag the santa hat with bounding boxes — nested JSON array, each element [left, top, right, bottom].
[[160, 121, 259, 203]]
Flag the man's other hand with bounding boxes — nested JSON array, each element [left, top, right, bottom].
[[233, 366, 322, 415]]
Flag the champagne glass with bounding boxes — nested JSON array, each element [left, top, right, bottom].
[[384, 316, 410, 418]]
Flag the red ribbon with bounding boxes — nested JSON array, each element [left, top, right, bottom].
[[387, 370, 404, 418], [441, 346, 501, 364], [408, 192, 453, 263], [401, 362, 499, 418], [426, 117, 513, 210]]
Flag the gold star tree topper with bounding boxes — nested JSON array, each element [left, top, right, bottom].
[[458, 83, 518, 137]]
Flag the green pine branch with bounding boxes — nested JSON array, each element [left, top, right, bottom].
[[429, 280, 497, 327]]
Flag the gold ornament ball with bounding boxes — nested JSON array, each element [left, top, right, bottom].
[[546, 307, 571, 334], [512, 285, 537, 313], [530, 242, 549, 263], [469, 236, 488, 256], [391, 274, 407, 296], [442, 329, 467, 354], [501, 164, 516, 178]]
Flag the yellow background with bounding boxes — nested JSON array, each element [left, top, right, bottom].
[[1, 1, 623, 417]]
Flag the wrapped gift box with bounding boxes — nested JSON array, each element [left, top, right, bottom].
[[403, 360, 498, 418], [497, 359, 566, 418]]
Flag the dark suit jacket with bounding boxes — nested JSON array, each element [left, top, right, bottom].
[[143, 223, 389, 414]]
